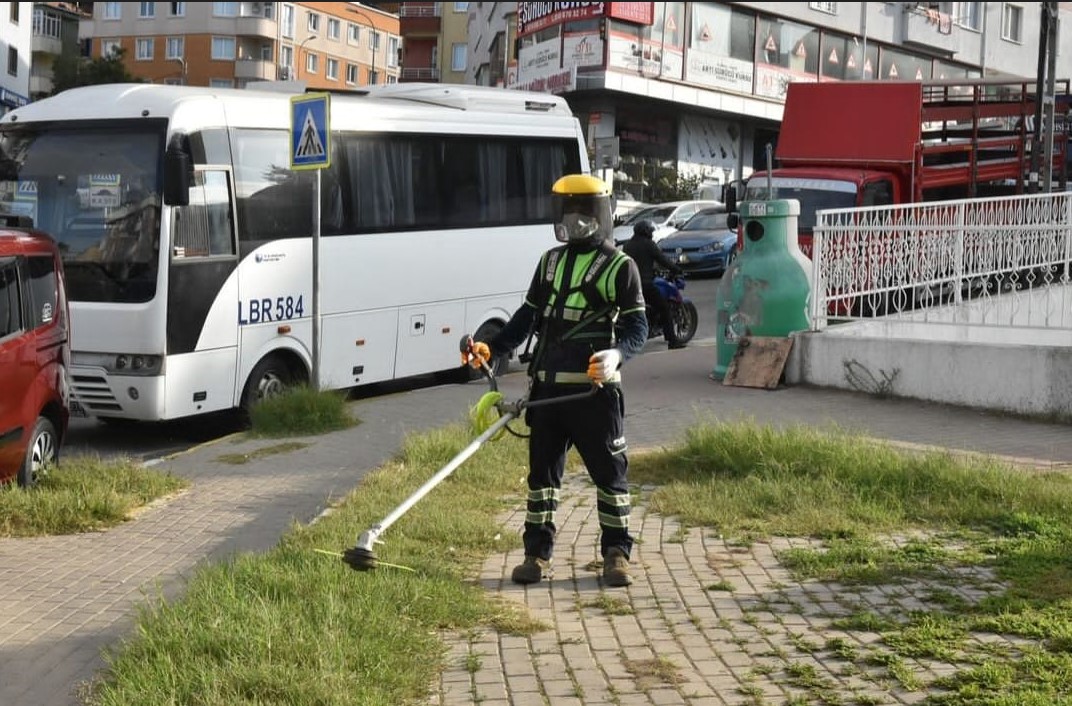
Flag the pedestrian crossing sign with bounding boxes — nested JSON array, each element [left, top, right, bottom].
[[290, 93, 331, 170]]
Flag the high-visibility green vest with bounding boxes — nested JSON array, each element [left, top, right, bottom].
[[530, 243, 629, 385]]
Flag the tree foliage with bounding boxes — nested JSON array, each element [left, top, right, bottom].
[[51, 48, 141, 96], [646, 169, 704, 204]]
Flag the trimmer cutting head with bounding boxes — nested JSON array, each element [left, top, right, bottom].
[[342, 546, 378, 571]]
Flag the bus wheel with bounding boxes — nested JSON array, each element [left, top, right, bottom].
[[241, 355, 293, 415]]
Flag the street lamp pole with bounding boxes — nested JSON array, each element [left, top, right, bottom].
[[348, 6, 377, 85], [172, 57, 187, 84], [297, 35, 314, 80]]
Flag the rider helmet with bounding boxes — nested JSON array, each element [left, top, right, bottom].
[[633, 218, 656, 239], [550, 174, 613, 247]]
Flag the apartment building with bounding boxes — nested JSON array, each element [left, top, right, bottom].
[[463, 1, 1072, 203], [77, 1, 399, 89], [30, 2, 86, 100], [392, 1, 470, 83], [0, 2, 32, 113]]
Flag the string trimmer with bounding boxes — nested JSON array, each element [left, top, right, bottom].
[[342, 339, 597, 572]]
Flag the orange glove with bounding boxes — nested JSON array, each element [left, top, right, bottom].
[[460, 335, 492, 369]]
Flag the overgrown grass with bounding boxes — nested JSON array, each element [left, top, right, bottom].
[[0, 455, 187, 537], [248, 386, 358, 438], [631, 419, 1072, 705], [87, 423, 539, 706]]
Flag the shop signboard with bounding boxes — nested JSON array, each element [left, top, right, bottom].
[[509, 65, 578, 94], [517, 2, 606, 37], [563, 30, 604, 68]]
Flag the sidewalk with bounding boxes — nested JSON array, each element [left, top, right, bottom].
[[2, 341, 1071, 705]]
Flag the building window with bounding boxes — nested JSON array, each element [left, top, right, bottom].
[[387, 36, 399, 67], [368, 69, 378, 85], [166, 36, 184, 59], [213, 2, 238, 17], [306, 52, 318, 73], [327, 18, 340, 40], [326, 57, 339, 80], [280, 44, 293, 70], [307, 11, 320, 33], [170, 2, 185, 16], [101, 39, 120, 58], [371, 31, 381, 50], [386, 74, 397, 84], [136, 38, 154, 61], [953, 2, 982, 30], [212, 36, 236, 60], [281, 4, 294, 38], [260, 43, 272, 61], [139, 2, 155, 18], [346, 63, 357, 84], [453, 2, 468, 11], [348, 22, 360, 44], [451, 42, 466, 72], [7, 47, 17, 77], [103, 2, 122, 20], [209, 78, 234, 88], [10, 3, 19, 23], [808, 1, 836, 13], [33, 9, 62, 39], [1001, 3, 1022, 42]]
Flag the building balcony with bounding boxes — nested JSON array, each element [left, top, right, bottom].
[[236, 15, 276, 38], [29, 74, 53, 96], [900, 6, 959, 55], [235, 58, 275, 80], [32, 33, 63, 56], [401, 67, 440, 82], [399, 3, 441, 37]]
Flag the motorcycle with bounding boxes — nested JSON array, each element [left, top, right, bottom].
[[646, 273, 699, 345]]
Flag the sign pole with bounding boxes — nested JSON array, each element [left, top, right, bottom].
[[290, 92, 331, 393], [312, 168, 321, 391]]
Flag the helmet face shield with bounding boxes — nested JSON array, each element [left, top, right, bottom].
[[552, 193, 613, 245]]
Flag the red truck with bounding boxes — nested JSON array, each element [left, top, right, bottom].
[[729, 78, 1071, 257]]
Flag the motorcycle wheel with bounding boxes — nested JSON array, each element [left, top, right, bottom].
[[672, 300, 699, 344]]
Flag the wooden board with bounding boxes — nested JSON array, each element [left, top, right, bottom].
[[723, 336, 794, 389]]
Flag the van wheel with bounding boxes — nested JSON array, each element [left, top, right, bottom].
[[241, 356, 293, 415], [18, 417, 59, 488]]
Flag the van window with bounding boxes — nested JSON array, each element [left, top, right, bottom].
[[26, 255, 57, 328], [0, 259, 22, 337]]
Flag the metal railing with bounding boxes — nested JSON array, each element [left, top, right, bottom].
[[399, 3, 441, 18], [400, 67, 439, 80], [811, 192, 1072, 331]]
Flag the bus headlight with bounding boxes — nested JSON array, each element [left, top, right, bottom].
[[72, 352, 163, 376]]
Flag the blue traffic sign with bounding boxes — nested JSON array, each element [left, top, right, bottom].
[[290, 93, 331, 170]]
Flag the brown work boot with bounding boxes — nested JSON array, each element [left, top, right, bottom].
[[602, 547, 633, 587], [511, 556, 551, 584]]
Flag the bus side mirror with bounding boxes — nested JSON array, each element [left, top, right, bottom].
[[726, 212, 740, 231], [723, 184, 738, 214], [163, 139, 192, 207]]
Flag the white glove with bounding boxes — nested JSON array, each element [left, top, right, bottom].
[[587, 348, 622, 384]]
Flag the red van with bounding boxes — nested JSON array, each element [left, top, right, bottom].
[[0, 225, 70, 487]]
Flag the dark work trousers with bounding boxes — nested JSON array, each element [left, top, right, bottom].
[[524, 383, 634, 561], [642, 281, 679, 345]]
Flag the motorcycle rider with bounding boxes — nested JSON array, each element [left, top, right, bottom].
[[462, 174, 648, 587], [622, 218, 687, 349]]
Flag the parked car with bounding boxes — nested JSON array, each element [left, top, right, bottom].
[[613, 200, 723, 245], [0, 225, 70, 487], [658, 208, 739, 277]]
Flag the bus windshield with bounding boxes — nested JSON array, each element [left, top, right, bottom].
[[0, 123, 165, 303], [743, 177, 857, 232]]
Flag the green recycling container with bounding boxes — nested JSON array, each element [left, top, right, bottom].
[[713, 199, 812, 380]]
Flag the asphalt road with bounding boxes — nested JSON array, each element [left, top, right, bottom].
[[64, 274, 723, 462]]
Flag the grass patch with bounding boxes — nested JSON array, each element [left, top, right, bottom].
[[86, 422, 536, 706], [216, 442, 309, 465], [623, 656, 683, 690], [629, 419, 1072, 703], [248, 386, 358, 438], [0, 455, 187, 537], [581, 594, 635, 616]]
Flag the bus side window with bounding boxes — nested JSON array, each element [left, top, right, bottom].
[[861, 180, 894, 207], [172, 170, 236, 258]]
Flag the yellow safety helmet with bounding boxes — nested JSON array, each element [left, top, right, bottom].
[[551, 174, 614, 246]]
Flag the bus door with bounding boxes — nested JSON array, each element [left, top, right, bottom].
[[166, 166, 241, 417]]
